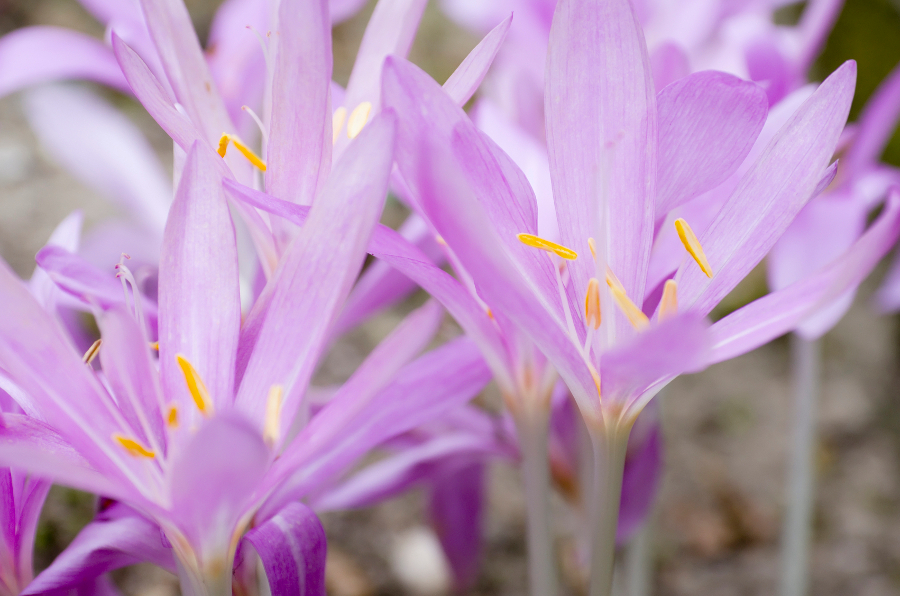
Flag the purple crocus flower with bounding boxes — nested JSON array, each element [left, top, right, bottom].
[[371, 0, 900, 592], [0, 111, 492, 594]]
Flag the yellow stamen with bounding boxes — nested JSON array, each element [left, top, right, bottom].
[[435, 235, 447, 246], [113, 434, 155, 458], [82, 339, 102, 364], [175, 354, 213, 416], [166, 404, 179, 428], [332, 106, 347, 144], [606, 277, 649, 330], [584, 277, 601, 329], [149, 342, 159, 351], [658, 279, 678, 322], [264, 385, 283, 446], [516, 233, 577, 260], [590, 365, 602, 400], [217, 134, 267, 171], [588, 237, 597, 261], [486, 308, 494, 319], [605, 266, 625, 295], [216, 134, 229, 158], [674, 218, 713, 278], [347, 101, 372, 139]]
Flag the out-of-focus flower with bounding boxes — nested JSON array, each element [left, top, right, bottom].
[[770, 61, 900, 334]]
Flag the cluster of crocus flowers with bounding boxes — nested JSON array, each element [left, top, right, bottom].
[[0, 0, 898, 594]]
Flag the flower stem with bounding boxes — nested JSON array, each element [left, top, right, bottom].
[[516, 409, 558, 596], [625, 517, 653, 596], [780, 334, 821, 596], [588, 422, 630, 596]]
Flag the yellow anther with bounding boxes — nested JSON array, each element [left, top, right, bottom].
[[674, 218, 713, 278], [584, 277, 601, 329], [332, 106, 347, 144], [516, 233, 577, 260], [217, 134, 229, 158], [347, 101, 372, 139], [606, 277, 649, 330], [166, 404, 179, 428], [588, 237, 597, 261], [217, 134, 267, 172], [175, 354, 213, 416], [263, 385, 283, 446], [113, 434, 155, 458], [658, 279, 678, 322], [605, 266, 625, 295], [486, 308, 494, 319], [590, 365, 602, 400], [435, 235, 447, 246], [149, 342, 159, 351], [82, 339, 102, 364]]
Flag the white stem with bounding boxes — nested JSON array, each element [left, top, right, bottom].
[[588, 423, 630, 596], [516, 410, 558, 596], [779, 334, 821, 596], [625, 518, 653, 596]]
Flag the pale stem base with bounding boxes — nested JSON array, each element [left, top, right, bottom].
[[588, 422, 630, 596], [515, 408, 558, 596], [780, 335, 821, 596]]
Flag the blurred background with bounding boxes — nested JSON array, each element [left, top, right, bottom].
[[1, 0, 900, 594]]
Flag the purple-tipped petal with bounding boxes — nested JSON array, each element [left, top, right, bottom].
[[443, 15, 512, 106], [137, 0, 232, 143], [242, 502, 326, 596], [23, 504, 175, 595], [545, 0, 657, 306], [617, 425, 661, 543], [656, 70, 768, 216], [158, 142, 240, 414], [236, 112, 396, 428], [710, 190, 900, 362], [0, 27, 129, 98], [266, 0, 332, 208], [111, 34, 205, 151], [676, 61, 857, 316], [429, 460, 484, 590]]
